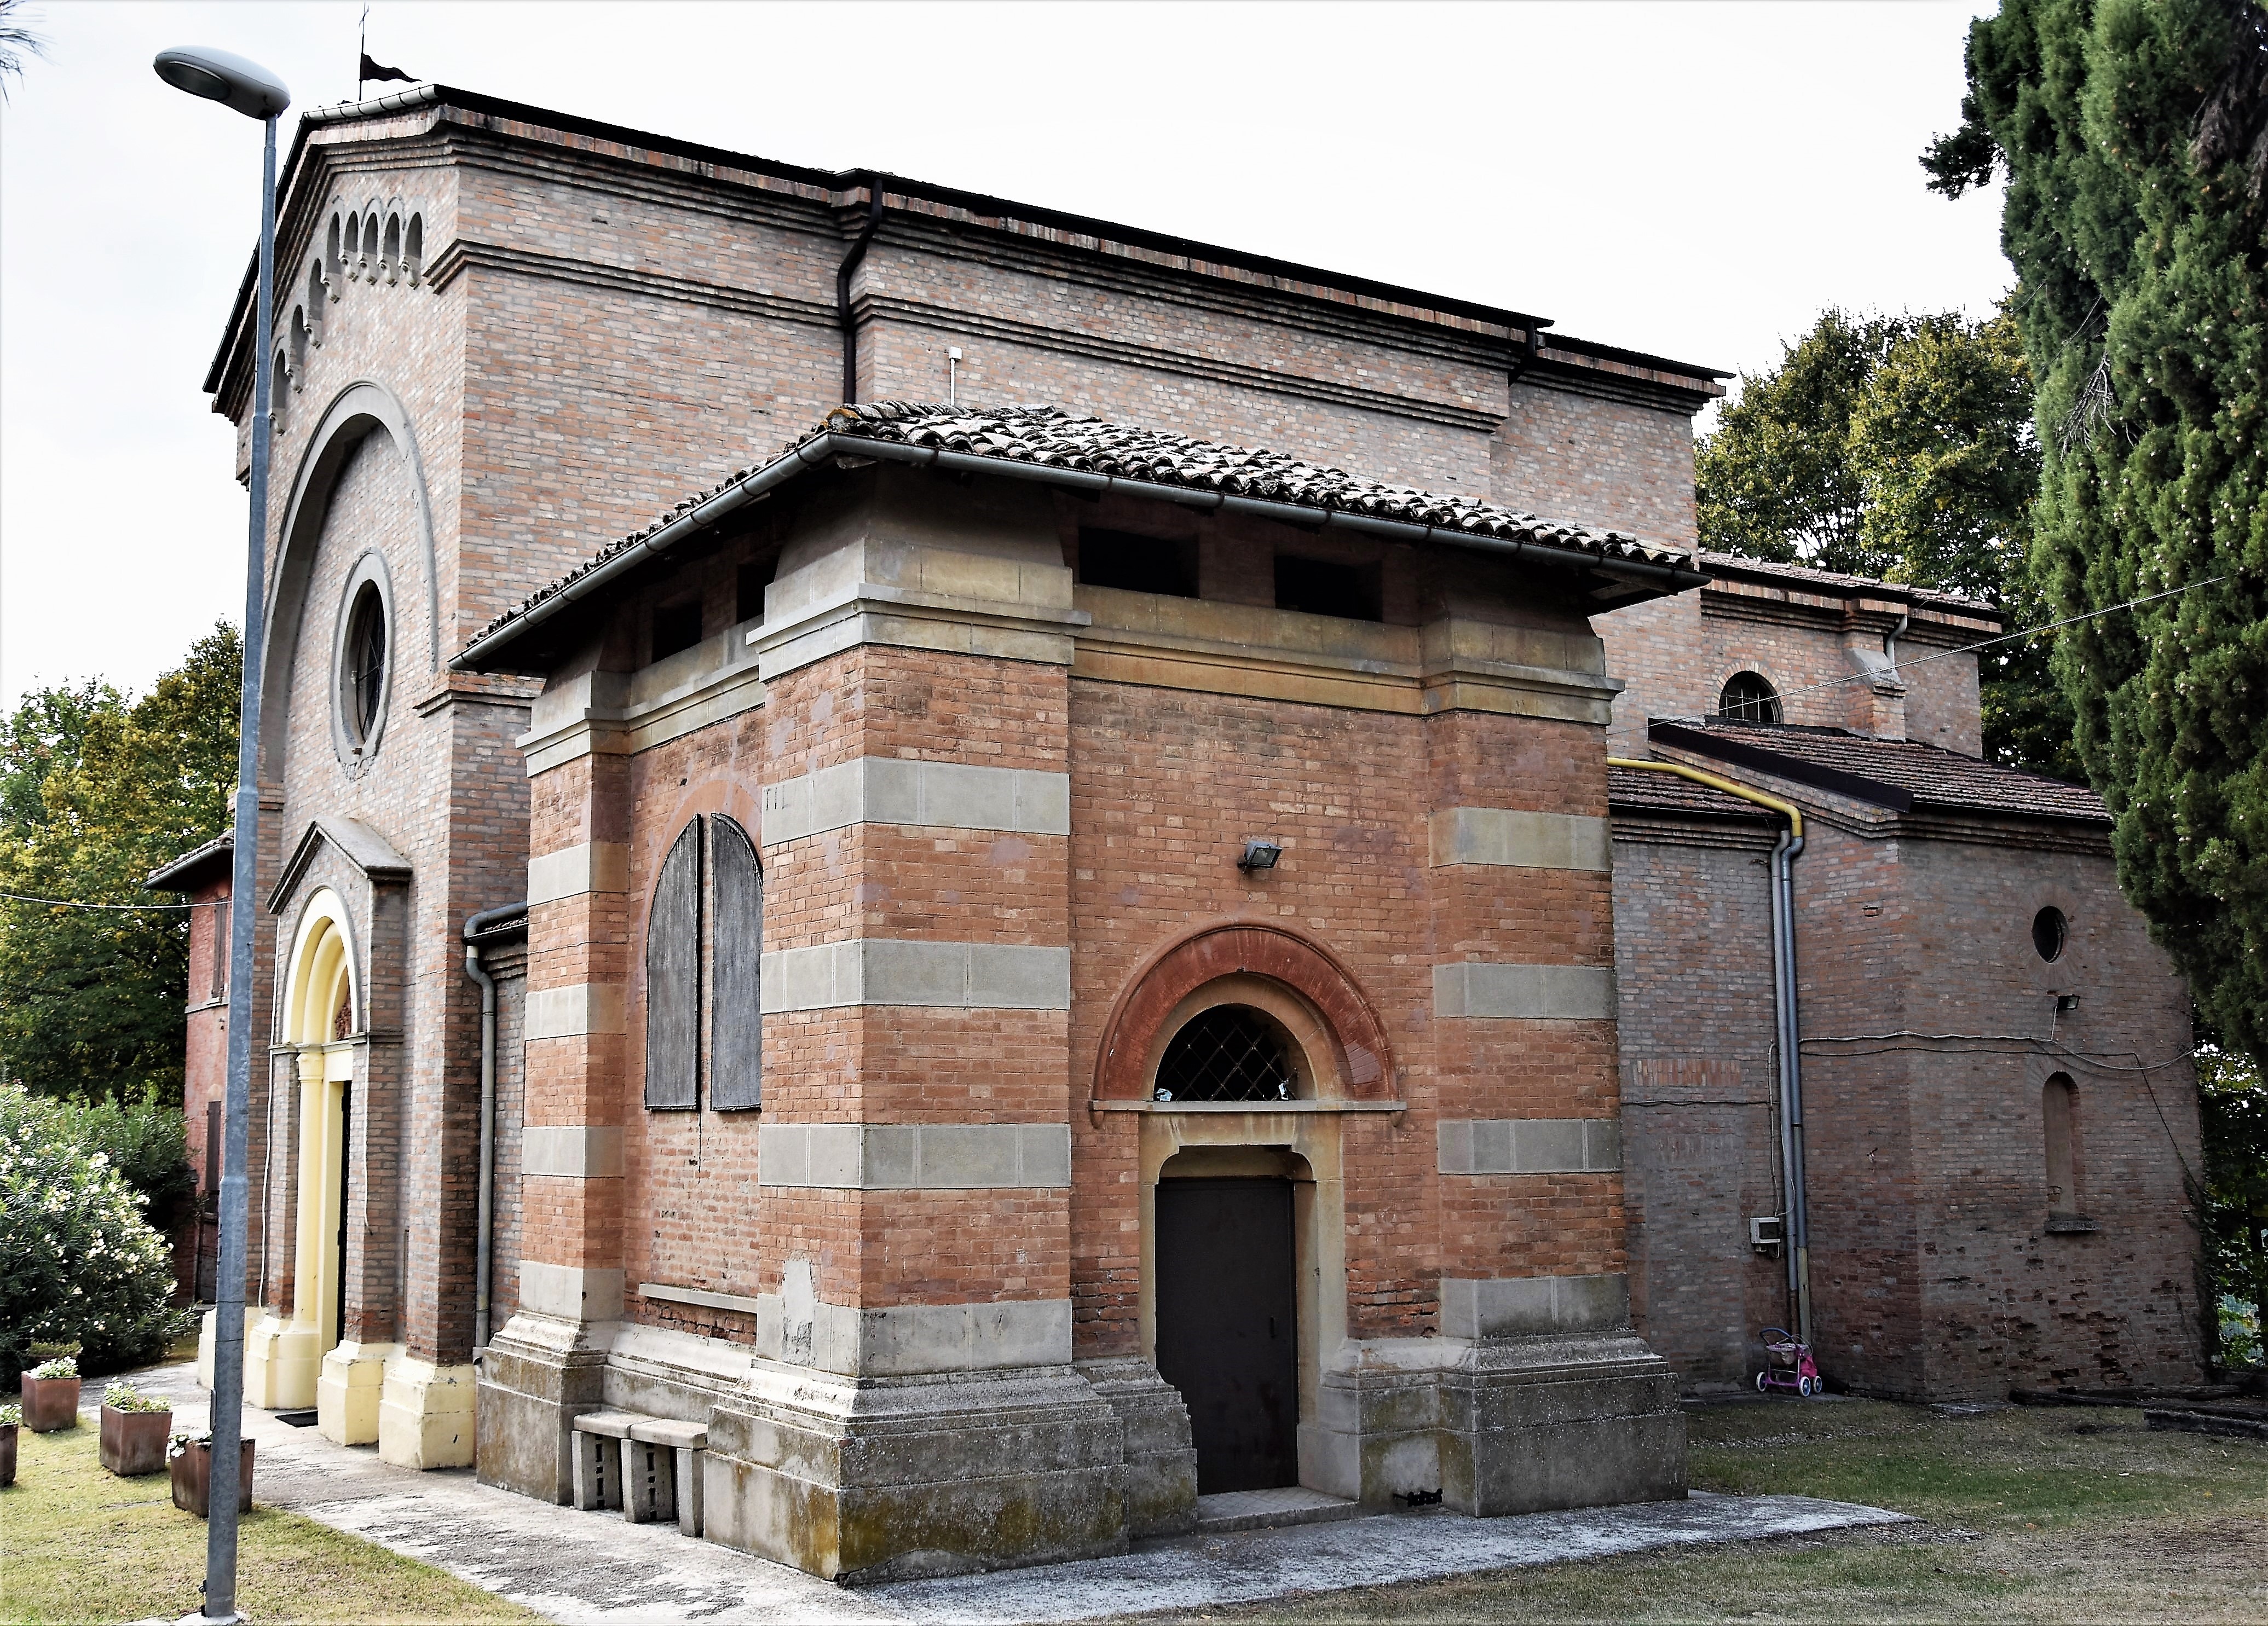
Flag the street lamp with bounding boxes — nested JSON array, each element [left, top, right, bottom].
[[153, 44, 289, 1626]]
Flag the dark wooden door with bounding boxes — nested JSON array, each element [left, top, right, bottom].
[[1155, 1177, 1298, 1493]]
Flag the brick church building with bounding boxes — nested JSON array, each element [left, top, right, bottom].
[[155, 83, 2203, 1580]]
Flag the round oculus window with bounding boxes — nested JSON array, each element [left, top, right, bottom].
[[2032, 906, 2068, 963], [344, 582, 388, 744]]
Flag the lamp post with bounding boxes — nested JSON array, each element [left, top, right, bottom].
[[152, 45, 290, 1626]]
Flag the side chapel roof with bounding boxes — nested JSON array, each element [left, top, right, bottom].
[[456, 401, 1710, 671]]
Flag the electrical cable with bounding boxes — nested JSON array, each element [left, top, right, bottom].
[[0, 889, 213, 911]]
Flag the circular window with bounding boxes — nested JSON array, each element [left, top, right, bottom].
[[1153, 1005, 1299, 1103], [343, 582, 389, 745], [1719, 671, 1782, 725], [2032, 906, 2068, 963]]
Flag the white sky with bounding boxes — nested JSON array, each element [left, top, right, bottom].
[[0, 1, 2010, 709]]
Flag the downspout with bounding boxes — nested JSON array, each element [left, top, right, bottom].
[[835, 186, 886, 404], [1883, 606, 1909, 678], [462, 901, 524, 1353], [1609, 757, 1813, 1348]]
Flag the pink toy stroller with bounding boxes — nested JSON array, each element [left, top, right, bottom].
[[1756, 1327, 1821, 1396]]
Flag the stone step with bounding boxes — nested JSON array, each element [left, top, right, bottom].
[[1193, 1485, 1364, 1534]]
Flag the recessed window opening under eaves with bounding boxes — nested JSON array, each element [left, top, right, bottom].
[[1077, 526, 1199, 598], [1275, 554, 1382, 622], [651, 597, 703, 662]]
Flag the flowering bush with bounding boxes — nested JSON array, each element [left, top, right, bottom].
[[0, 1402, 20, 1427], [28, 1357, 77, 1380], [1, 1084, 187, 1381], [103, 1381, 168, 1414]]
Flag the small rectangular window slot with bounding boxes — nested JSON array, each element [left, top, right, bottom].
[[651, 599, 703, 662], [1077, 527, 1198, 599], [1274, 554, 1381, 622]]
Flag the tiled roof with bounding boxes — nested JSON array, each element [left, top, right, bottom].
[[466, 402, 1698, 654], [1699, 550, 1999, 619], [1654, 720, 2109, 823], [143, 831, 233, 892], [1607, 765, 1779, 821]]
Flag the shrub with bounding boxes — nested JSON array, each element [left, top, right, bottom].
[[102, 1381, 168, 1413], [0, 1403, 19, 1428], [0, 1084, 187, 1381], [28, 1357, 77, 1379]]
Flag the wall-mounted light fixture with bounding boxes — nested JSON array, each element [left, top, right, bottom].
[[1238, 839, 1283, 873]]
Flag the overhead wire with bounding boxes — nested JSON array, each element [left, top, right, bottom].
[[1654, 574, 2226, 726]]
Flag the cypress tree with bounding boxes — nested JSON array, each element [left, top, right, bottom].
[[1926, 0, 2268, 1067]]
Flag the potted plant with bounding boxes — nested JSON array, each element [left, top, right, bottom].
[[1, 1401, 19, 1488], [19, 1344, 82, 1433], [99, 1382, 172, 1476], [167, 1428, 253, 1518]]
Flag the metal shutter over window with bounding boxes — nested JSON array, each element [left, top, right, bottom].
[[644, 817, 702, 1110], [709, 813, 764, 1110]]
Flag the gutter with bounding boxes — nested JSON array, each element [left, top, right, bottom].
[[1610, 757, 1814, 1352], [462, 901, 527, 1353], [452, 432, 1710, 672]]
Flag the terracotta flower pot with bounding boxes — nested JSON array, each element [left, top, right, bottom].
[[169, 1438, 254, 1518], [19, 1375, 80, 1433], [100, 1406, 174, 1476], [0, 1423, 16, 1488]]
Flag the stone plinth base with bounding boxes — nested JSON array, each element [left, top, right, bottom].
[[379, 1356, 479, 1468], [1077, 1356, 1198, 1537], [477, 1314, 610, 1503], [703, 1362, 1129, 1583], [242, 1312, 320, 1411], [1311, 1332, 1686, 1514], [318, 1340, 399, 1445]]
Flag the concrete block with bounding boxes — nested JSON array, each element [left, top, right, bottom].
[[519, 1262, 625, 1322], [1434, 962, 1615, 1020], [1429, 807, 1611, 871], [522, 1125, 624, 1178], [917, 1123, 1020, 1187], [1440, 1273, 1632, 1337], [1514, 1119, 1587, 1173], [527, 841, 628, 902], [524, 982, 627, 1039], [1584, 1118, 1623, 1172], [762, 940, 1071, 1011]]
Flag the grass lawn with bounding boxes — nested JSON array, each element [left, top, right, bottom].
[[1168, 1399, 2265, 1624], [0, 1415, 538, 1625]]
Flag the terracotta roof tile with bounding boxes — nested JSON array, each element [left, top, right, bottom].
[[1607, 765, 1779, 821], [469, 402, 1695, 651], [1657, 720, 2108, 823]]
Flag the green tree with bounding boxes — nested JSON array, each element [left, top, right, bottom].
[[1925, 0, 2268, 1070], [2197, 1036, 2267, 1367], [0, 624, 241, 1103], [1695, 306, 2077, 777]]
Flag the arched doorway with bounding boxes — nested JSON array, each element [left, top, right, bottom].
[[244, 890, 361, 1419]]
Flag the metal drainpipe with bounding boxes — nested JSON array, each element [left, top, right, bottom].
[[462, 902, 524, 1354], [835, 186, 887, 404], [1609, 757, 1814, 1347]]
